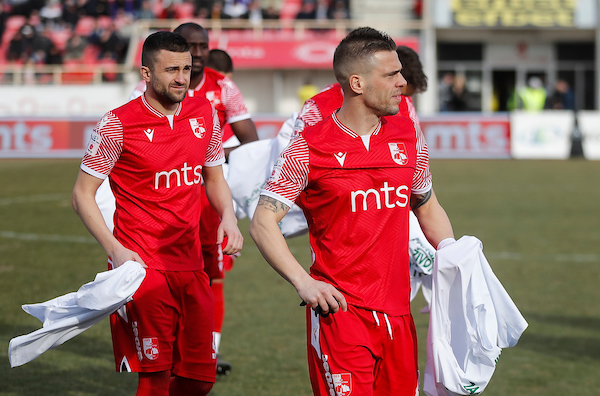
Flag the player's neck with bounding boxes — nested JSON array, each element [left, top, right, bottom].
[[144, 92, 179, 115], [336, 103, 380, 136], [190, 72, 204, 90]]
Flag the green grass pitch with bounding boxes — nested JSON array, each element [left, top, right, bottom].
[[1, 158, 599, 395]]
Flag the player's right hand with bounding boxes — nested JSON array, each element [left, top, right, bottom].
[[109, 246, 147, 268], [297, 278, 348, 316]]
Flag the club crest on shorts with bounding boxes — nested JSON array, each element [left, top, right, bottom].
[[333, 373, 352, 396], [189, 117, 207, 139], [389, 142, 409, 166], [142, 337, 159, 360]]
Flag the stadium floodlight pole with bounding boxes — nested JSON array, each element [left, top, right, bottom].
[[419, 0, 438, 115]]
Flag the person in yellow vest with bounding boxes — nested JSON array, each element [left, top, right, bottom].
[[517, 77, 547, 111]]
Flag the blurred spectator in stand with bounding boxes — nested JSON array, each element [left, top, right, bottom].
[[223, 0, 249, 19], [64, 30, 88, 61], [10, 0, 45, 17], [448, 74, 469, 111], [315, 0, 330, 20], [244, 0, 263, 25], [262, 3, 279, 19], [32, 26, 55, 63], [517, 76, 546, 111], [89, 21, 127, 62], [61, 0, 80, 30], [210, 1, 227, 19], [207, 48, 234, 78], [40, 0, 62, 28], [329, 0, 349, 19], [27, 9, 44, 34], [83, 0, 111, 17], [296, 1, 316, 19], [114, 8, 134, 40], [6, 29, 26, 62], [158, 2, 178, 19], [439, 72, 454, 112], [546, 79, 575, 110], [137, 0, 156, 19]]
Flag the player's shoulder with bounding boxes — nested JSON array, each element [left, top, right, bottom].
[[204, 67, 227, 84]]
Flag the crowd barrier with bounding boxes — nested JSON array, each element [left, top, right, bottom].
[[0, 112, 597, 160]]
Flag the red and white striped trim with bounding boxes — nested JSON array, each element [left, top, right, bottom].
[[332, 112, 382, 138]]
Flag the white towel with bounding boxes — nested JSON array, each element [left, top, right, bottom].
[[424, 236, 528, 396], [8, 261, 146, 367]]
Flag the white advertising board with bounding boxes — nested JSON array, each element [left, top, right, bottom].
[[510, 111, 574, 159], [576, 111, 600, 160]]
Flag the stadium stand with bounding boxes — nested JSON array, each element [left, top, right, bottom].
[[0, 0, 354, 85]]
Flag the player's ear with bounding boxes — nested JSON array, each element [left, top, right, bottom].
[[140, 66, 151, 82], [349, 74, 364, 94]]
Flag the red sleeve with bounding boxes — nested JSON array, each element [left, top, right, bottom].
[[81, 111, 123, 179], [261, 135, 310, 207]]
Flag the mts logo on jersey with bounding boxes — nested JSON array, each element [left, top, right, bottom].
[[389, 142, 409, 165], [350, 182, 409, 212], [154, 162, 202, 189], [189, 117, 207, 139]]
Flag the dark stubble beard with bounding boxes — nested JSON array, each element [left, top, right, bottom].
[[151, 79, 187, 104]]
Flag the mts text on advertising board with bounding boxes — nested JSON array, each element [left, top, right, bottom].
[[420, 114, 511, 159]]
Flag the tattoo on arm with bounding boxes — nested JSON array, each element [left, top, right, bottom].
[[411, 190, 432, 211], [257, 195, 290, 215]]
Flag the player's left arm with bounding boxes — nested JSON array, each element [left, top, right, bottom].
[[411, 188, 455, 250], [202, 164, 243, 255]]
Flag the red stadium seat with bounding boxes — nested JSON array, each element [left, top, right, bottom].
[[175, 2, 195, 19], [279, 0, 302, 20], [75, 16, 96, 36]]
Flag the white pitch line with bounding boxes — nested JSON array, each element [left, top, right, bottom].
[[0, 194, 69, 206], [0, 230, 96, 244]]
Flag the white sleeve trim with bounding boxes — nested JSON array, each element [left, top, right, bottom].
[[227, 113, 251, 124], [204, 157, 226, 167], [259, 190, 294, 209], [80, 164, 108, 180], [412, 183, 432, 196]]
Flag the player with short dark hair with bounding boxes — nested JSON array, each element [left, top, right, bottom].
[[207, 49, 234, 78], [250, 27, 455, 395], [73, 30, 243, 396], [128, 23, 258, 375]]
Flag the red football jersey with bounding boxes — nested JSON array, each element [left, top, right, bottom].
[[262, 111, 431, 315], [81, 94, 224, 271]]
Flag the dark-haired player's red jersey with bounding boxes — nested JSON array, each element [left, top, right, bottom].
[[262, 109, 431, 315], [81, 94, 224, 271]]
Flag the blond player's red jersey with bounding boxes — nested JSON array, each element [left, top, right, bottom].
[[81, 94, 224, 271], [262, 108, 432, 316]]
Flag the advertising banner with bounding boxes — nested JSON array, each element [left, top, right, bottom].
[[510, 111, 574, 159], [0, 116, 288, 158], [420, 114, 511, 159], [576, 111, 600, 160]]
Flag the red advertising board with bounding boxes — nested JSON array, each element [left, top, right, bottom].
[[0, 114, 511, 159], [420, 114, 511, 159], [0, 117, 288, 158], [133, 31, 419, 69]]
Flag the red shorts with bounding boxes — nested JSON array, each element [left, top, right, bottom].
[[306, 305, 418, 396], [110, 269, 216, 382], [199, 186, 234, 280]]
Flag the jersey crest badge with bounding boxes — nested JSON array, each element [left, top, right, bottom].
[[142, 337, 159, 360], [389, 142, 409, 166], [333, 373, 352, 396], [189, 117, 207, 139]]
